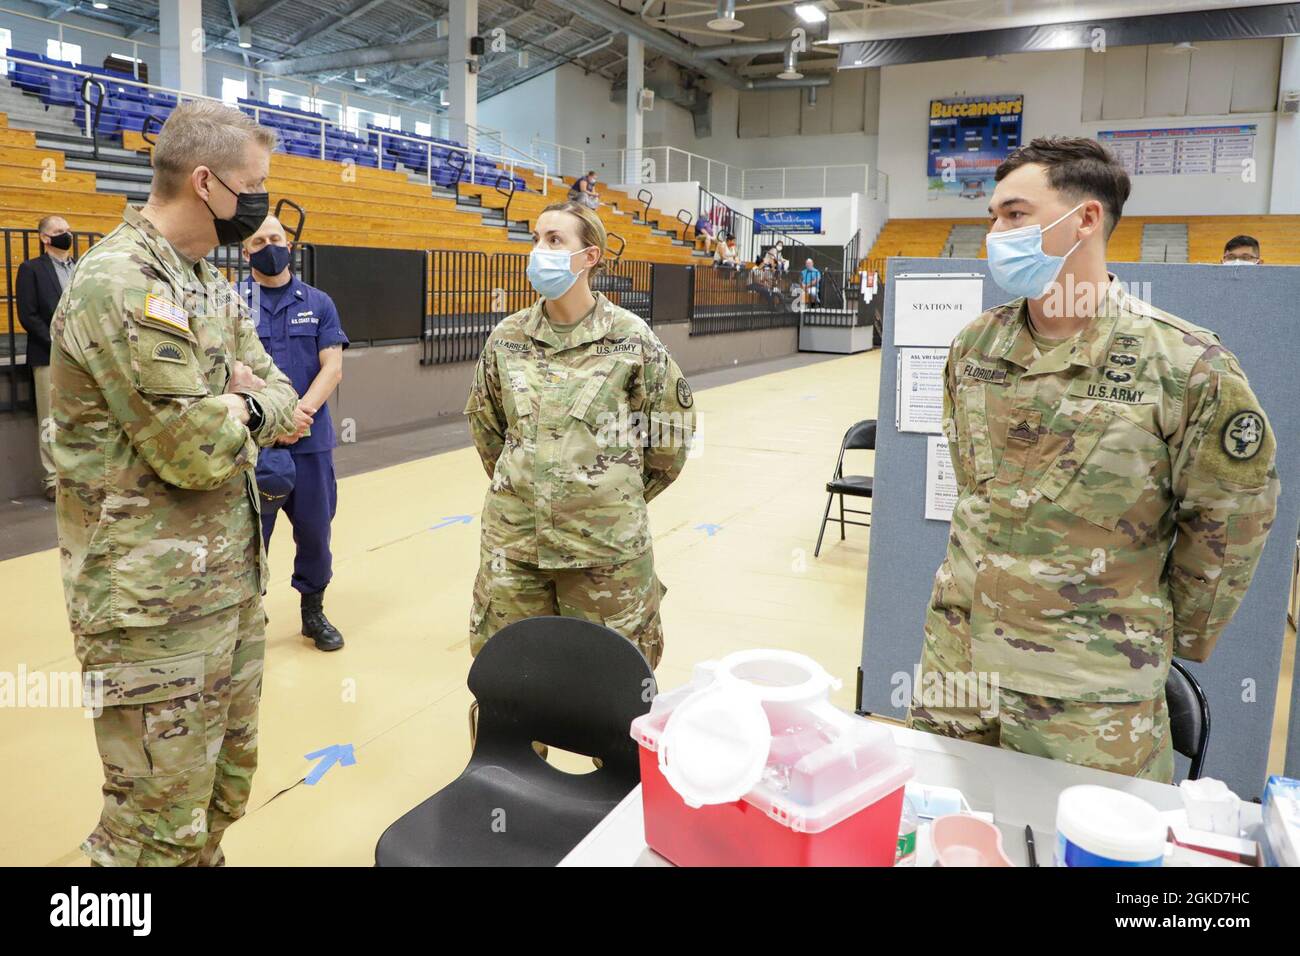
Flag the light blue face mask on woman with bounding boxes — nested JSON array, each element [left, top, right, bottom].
[[527, 245, 594, 300], [985, 202, 1085, 299]]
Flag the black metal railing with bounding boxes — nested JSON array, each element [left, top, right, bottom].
[[2, 229, 104, 413], [689, 259, 867, 336], [79, 75, 107, 160], [421, 250, 657, 366], [690, 260, 799, 336]]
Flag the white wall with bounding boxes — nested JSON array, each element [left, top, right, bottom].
[[877, 48, 1281, 219], [479, 69, 558, 150], [1270, 36, 1300, 215]]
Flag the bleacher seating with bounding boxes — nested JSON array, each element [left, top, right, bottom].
[[3, 49, 529, 188], [863, 215, 1300, 269]]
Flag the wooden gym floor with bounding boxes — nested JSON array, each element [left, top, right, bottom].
[[0, 349, 1293, 866]]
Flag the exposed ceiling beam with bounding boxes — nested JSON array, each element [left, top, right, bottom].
[[279, 0, 394, 50]]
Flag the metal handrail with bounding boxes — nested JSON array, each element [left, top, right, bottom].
[[493, 174, 517, 223], [78, 75, 107, 160], [606, 232, 626, 266], [274, 198, 306, 244], [635, 188, 653, 223]]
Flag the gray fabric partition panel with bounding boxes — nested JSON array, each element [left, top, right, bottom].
[[860, 258, 1300, 797]]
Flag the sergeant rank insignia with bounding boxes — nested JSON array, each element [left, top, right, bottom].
[[1223, 411, 1265, 460]]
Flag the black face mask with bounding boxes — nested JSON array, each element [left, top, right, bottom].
[[47, 232, 73, 251], [204, 170, 269, 245]]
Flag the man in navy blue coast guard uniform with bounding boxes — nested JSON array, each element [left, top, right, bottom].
[[239, 215, 348, 651]]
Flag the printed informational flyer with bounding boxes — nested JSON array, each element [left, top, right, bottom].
[[897, 347, 948, 434], [925, 436, 958, 521]]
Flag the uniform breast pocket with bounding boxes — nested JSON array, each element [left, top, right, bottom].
[[569, 359, 636, 445], [495, 354, 536, 433], [131, 325, 208, 397], [1036, 404, 1165, 531], [288, 322, 320, 370], [955, 381, 997, 484]]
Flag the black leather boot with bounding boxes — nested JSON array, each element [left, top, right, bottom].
[[301, 589, 343, 651]]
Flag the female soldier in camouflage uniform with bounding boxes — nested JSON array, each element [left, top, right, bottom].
[[463, 201, 696, 672]]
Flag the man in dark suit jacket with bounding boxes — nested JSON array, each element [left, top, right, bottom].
[[16, 215, 77, 500]]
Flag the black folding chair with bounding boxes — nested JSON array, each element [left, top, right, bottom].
[[375, 617, 653, 866], [1166, 658, 1210, 781], [814, 419, 875, 557]]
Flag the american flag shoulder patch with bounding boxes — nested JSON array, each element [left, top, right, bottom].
[[143, 294, 190, 334]]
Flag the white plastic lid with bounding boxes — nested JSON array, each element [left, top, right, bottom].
[[1056, 785, 1166, 862], [714, 648, 841, 703], [657, 685, 771, 809]]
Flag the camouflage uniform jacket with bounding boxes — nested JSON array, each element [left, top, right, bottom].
[[464, 292, 696, 569], [933, 278, 1279, 702], [50, 204, 299, 635]]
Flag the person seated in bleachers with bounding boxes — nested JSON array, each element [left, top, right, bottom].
[[772, 240, 789, 273], [694, 213, 716, 254], [567, 170, 600, 209], [714, 233, 740, 274], [800, 258, 822, 306], [1221, 234, 1263, 266]]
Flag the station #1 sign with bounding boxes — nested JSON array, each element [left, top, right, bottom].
[[753, 206, 822, 234]]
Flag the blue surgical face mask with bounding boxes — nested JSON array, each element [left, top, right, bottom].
[[985, 202, 1086, 300], [527, 245, 592, 300], [250, 243, 291, 276]]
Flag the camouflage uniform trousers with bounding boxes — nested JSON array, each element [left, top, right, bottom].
[[469, 548, 665, 667], [905, 612, 1175, 784], [75, 594, 266, 866]]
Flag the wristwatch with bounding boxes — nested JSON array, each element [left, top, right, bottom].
[[239, 393, 265, 433]]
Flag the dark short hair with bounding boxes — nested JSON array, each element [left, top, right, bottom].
[[1223, 234, 1260, 256], [995, 136, 1132, 237]]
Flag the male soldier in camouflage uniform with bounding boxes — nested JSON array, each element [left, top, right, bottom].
[[907, 138, 1279, 782], [464, 203, 696, 678], [49, 101, 304, 865]]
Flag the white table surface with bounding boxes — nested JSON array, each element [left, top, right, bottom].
[[559, 722, 1262, 867]]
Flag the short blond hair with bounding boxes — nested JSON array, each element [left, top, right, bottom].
[[151, 99, 277, 199], [541, 200, 608, 278]]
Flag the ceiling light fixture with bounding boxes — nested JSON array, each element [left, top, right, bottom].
[[795, 3, 826, 24], [354, 69, 366, 83], [238, 25, 252, 49], [777, 43, 802, 80], [707, 0, 744, 32], [92, 1, 108, 9]]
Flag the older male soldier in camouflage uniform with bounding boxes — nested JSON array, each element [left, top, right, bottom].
[[907, 138, 1279, 783], [49, 100, 304, 865], [464, 202, 695, 679]]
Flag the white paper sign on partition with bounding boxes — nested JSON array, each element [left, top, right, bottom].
[[925, 436, 958, 522], [893, 274, 985, 348], [897, 348, 948, 434]]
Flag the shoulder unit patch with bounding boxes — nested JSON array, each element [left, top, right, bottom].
[[151, 340, 188, 364]]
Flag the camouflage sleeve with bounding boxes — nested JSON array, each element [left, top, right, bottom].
[[231, 301, 298, 445], [1167, 350, 1280, 662], [463, 337, 507, 477], [57, 288, 256, 492], [642, 331, 696, 503], [941, 347, 971, 495]]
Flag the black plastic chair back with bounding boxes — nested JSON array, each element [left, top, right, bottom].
[[469, 617, 653, 784], [1166, 659, 1210, 780], [843, 419, 877, 453]]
